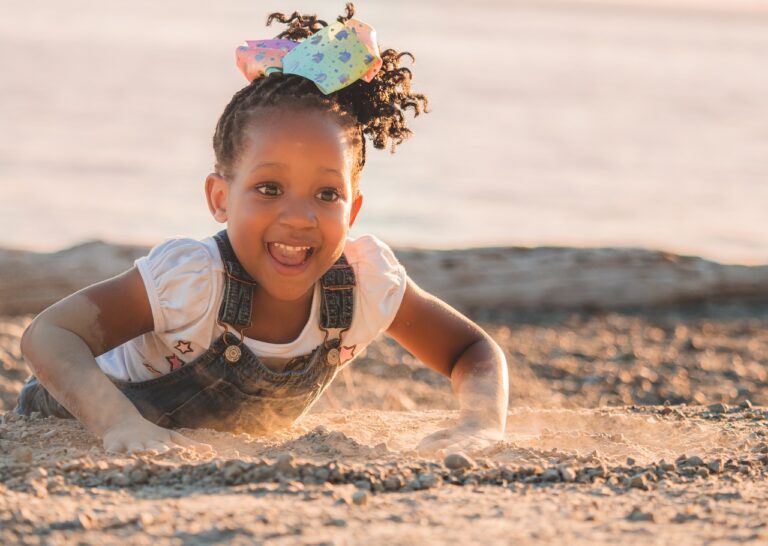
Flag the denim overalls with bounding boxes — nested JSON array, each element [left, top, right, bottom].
[[16, 230, 356, 434]]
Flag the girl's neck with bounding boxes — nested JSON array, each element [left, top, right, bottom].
[[241, 285, 315, 344]]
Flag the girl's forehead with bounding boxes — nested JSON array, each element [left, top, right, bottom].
[[241, 110, 355, 170]]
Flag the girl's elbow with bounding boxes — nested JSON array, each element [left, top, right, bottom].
[[20, 317, 39, 360], [20, 315, 49, 373]]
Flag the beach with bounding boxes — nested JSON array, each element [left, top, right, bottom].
[[3, 0, 768, 543], [2, 292, 768, 544]]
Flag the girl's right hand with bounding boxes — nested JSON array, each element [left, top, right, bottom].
[[101, 414, 212, 455]]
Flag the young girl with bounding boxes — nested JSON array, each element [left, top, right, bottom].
[[17, 4, 508, 455]]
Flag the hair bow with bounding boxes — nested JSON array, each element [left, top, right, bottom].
[[236, 18, 383, 94]]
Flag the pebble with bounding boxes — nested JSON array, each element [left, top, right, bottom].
[[541, 469, 560, 482], [559, 467, 577, 482], [28, 466, 47, 479], [384, 475, 404, 491], [313, 467, 330, 482], [708, 403, 728, 414], [129, 468, 149, 485], [444, 452, 474, 471], [351, 490, 369, 506], [626, 507, 655, 522], [353, 480, 371, 491], [276, 452, 296, 474], [739, 400, 753, 410], [418, 473, 439, 488], [683, 456, 704, 467], [707, 459, 724, 474], [629, 474, 648, 490], [11, 446, 33, 464]]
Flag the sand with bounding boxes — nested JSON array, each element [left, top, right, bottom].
[[2, 304, 768, 544]]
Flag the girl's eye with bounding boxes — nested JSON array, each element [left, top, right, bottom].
[[255, 183, 282, 197], [316, 188, 341, 202]]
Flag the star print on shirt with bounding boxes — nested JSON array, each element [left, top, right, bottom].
[[339, 345, 357, 365], [174, 340, 193, 354], [166, 354, 185, 372]]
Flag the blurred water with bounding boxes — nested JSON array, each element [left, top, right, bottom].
[[1, 0, 767, 264]]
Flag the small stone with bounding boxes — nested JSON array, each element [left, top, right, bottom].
[[626, 457, 636, 466], [384, 475, 404, 491], [683, 456, 704, 467], [444, 452, 474, 471], [11, 446, 33, 464], [707, 459, 724, 474], [626, 506, 655, 522], [325, 518, 348, 527], [28, 466, 47, 479], [111, 472, 130, 487], [541, 469, 560, 482], [353, 480, 371, 491], [223, 461, 243, 483], [129, 468, 149, 485], [418, 473, 439, 488], [138, 513, 154, 529], [559, 467, 576, 482], [351, 490, 369, 506], [77, 512, 98, 530], [314, 467, 330, 482], [740, 400, 753, 410], [276, 452, 296, 473], [629, 474, 648, 490], [708, 403, 728, 414]]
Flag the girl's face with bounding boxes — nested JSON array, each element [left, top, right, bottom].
[[206, 108, 363, 302]]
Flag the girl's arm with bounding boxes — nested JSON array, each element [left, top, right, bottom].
[[20, 268, 210, 454], [386, 276, 509, 454]]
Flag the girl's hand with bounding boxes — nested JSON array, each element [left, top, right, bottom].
[[416, 423, 503, 456], [102, 414, 212, 455]]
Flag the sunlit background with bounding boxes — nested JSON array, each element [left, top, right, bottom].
[[2, 0, 767, 264]]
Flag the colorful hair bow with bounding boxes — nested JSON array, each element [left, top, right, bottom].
[[236, 18, 383, 94]]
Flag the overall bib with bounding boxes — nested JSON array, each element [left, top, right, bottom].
[[15, 231, 356, 434]]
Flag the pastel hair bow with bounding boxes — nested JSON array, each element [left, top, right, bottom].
[[235, 18, 383, 94]]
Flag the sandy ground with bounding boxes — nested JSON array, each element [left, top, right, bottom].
[[2, 304, 768, 545]]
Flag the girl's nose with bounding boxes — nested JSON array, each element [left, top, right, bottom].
[[278, 196, 318, 229]]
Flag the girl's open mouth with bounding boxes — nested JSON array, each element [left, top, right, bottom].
[[266, 242, 315, 269]]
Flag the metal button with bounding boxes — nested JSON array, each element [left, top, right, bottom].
[[325, 347, 340, 366], [224, 344, 242, 364]]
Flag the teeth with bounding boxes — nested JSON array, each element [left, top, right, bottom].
[[273, 242, 310, 252]]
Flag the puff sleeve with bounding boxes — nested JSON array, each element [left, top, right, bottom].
[[134, 238, 217, 334], [344, 235, 408, 341]]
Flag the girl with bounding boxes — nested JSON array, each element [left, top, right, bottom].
[[17, 4, 508, 455]]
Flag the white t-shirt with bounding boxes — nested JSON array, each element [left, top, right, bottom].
[[96, 234, 407, 382]]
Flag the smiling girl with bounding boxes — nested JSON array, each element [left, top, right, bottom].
[[17, 4, 508, 455]]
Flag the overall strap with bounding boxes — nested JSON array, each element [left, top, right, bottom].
[[213, 230, 254, 327], [213, 229, 356, 334], [319, 255, 356, 332]]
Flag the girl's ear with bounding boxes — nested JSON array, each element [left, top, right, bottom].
[[349, 192, 364, 227], [205, 173, 229, 223]]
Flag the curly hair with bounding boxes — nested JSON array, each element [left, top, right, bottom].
[[212, 3, 429, 193]]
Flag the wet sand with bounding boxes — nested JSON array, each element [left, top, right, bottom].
[[2, 304, 767, 544]]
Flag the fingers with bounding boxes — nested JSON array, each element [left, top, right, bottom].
[[145, 440, 171, 454], [104, 439, 127, 454], [125, 442, 146, 454], [170, 431, 213, 452]]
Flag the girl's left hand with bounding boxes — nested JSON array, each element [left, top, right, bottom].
[[416, 423, 503, 456]]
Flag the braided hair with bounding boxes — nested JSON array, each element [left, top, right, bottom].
[[212, 3, 429, 194]]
